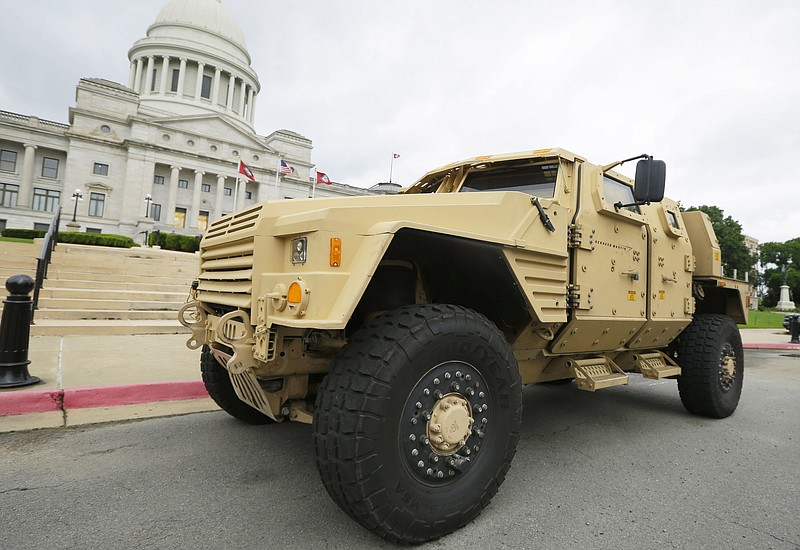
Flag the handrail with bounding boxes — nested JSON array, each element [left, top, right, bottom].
[[31, 207, 61, 323]]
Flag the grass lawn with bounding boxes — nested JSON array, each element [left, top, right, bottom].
[[0, 236, 34, 244], [739, 310, 792, 329]]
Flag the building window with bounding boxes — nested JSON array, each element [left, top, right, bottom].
[[245, 191, 252, 199], [201, 75, 212, 99], [171, 69, 179, 92], [88, 192, 105, 217], [224, 187, 232, 196], [33, 222, 50, 231], [151, 68, 157, 92], [174, 207, 187, 228], [178, 179, 189, 189], [151, 203, 162, 222], [198, 210, 209, 231], [0, 219, 6, 231], [0, 150, 17, 172], [0, 183, 19, 207], [201, 183, 211, 193], [86, 227, 102, 234], [93, 163, 109, 176], [100, 125, 111, 134], [32, 188, 60, 212], [154, 175, 165, 185], [42, 157, 59, 179]]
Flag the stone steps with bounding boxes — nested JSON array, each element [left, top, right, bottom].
[[0, 241, 199, 335]]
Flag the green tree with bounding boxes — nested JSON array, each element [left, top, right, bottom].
[[685, 205, 755, 278], [759, 238, 800, 307]]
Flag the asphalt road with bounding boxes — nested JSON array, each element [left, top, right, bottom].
[[2, 349, 799, 550]]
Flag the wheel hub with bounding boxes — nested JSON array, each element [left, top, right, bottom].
[[428, 393, 473, 454], [718, 344, 737, 392], [400, 361, 490, 484]]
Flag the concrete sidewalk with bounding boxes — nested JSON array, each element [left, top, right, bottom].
[[1, 327, 798, 434], [0, 333, 217, 433]]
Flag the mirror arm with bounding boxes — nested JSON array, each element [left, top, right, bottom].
[[601, 153, 651, 173], [614, 200, 651, 212], [531, 197, 556, 232]]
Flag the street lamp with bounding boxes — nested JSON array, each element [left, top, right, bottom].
[[144, 194, 153, 218], [70, 189, 83, 222]]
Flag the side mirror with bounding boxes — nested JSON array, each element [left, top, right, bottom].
[[634, 158, 666, 203]]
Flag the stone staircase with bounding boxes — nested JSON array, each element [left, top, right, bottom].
[[0, 240, 198, 335]]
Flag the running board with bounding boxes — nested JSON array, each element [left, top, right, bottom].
[[633, 351, 681, 380], [568, 357, 628, 392]]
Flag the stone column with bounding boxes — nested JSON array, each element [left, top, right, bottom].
[[214, 175, 226, 221], [166, 165, 181, 228], [144, 56, 155, 94], [159, 56, 170, 95], [18, 144, 37, 209], [246, 88, 255, 122], [133, 58, 144, 93], [238, 81, 247, 115], [195, 62, 205, 100], [190, 170, 204, 229], [127, 61, 137, 89], [235, 179, 246, 211], [226, 74, 236, 111], [177, 58, 187, 97], [211, 67, 221, 105]]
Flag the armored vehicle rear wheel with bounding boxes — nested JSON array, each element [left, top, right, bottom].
[[675, 314, 744, 418], [200, 345, 274, 425], [313, 304, 522, 543]]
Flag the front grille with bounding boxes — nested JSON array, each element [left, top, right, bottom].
[[198, 205, 263, 310], [197, 236, 255, 309], [206, 204, 262, 238]]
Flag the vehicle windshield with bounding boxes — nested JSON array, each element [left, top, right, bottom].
[[460, 162, 557, 198]]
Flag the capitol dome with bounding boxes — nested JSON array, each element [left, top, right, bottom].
[[127, 0, 260, 130]]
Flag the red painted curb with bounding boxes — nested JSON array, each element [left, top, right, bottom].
[[743, 343, 800, 350], [63, 381, 209, 409], [1, 381, 208, 417], [0, 389, 64, 416]]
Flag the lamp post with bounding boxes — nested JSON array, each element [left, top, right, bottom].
[[70, 189, 83, 222], [144, 194, 153, 218]]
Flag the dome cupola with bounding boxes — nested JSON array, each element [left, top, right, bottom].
[[127, 0, 260, 131]]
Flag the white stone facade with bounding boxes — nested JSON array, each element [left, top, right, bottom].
[[0, 0, 371, 239]]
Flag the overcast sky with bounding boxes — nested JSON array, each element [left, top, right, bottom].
[[1, 1, 798, 243]]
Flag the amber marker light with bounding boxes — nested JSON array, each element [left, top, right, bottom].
[[287, 281, 303, 304], [330, 237, 342, 267]]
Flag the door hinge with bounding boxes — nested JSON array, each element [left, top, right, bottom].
[[568, 224, 594, 250]]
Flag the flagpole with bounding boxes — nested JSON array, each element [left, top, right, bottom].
[[311, 168, 317, 198], [389, 153, 395, 183], [275, 156, 282, 199], [233, 174, 240, 210]]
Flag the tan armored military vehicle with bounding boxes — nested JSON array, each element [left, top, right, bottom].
[[180, 148, 748, 543]]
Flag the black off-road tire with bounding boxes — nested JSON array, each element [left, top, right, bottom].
[[200, 345, 274, 425], [675, 314, 744, 418], [313, 304, 522, 544]]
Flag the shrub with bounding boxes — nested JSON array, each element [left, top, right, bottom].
[[150, 232, 200, 253], [58, 232, 136, 248], [1, 228, 47, 239]]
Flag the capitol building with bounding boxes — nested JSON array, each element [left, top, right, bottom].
[[0, 0, 386, 239]]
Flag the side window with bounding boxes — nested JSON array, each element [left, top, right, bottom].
[[460, 163, 557, 198], [603, 176, 640, 214]]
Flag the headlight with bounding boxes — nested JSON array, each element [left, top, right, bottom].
[[291, 237, 307, 264]]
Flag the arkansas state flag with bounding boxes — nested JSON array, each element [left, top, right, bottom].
[[316, 171, 331, 185], [238, 160, 256, 181]]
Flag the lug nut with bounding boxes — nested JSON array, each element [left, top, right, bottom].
[[437, 471, 445, 478], [444, 372, 451, 379], [456, 371, 462, 378], [465, 374, 472, 381], [479, 391, 485, 398], [423, 388, 430, 396], [418, 461, 424, 468], [451, 382, 460, 391], [426, 468, 434, 476], [433, 378, 440, 385], [411, 417, 418, 425]]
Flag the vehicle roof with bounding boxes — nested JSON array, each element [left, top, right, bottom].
[[401, 148, 586, 193]]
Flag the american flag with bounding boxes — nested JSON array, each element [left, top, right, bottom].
[[280, 160, 294, 175]]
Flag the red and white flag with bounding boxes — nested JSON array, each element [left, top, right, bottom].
[[316, 171, 331, 185], [238, 160, 256, 181]]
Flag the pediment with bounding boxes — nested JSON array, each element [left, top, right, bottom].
[[86, 181, 114, 194], [152, 114, 272, 151]]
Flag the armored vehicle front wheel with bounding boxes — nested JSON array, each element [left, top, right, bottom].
[[313, 304, 522, 543], [200, 345, 275, 425], [675, 314, 744, 418]]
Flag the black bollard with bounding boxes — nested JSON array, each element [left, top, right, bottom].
[[0, 274, 41, 388], [791, 314, 800, 345]]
